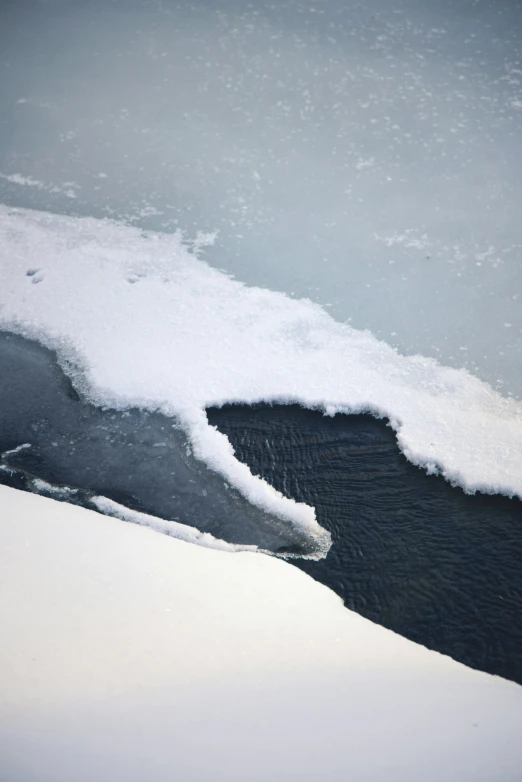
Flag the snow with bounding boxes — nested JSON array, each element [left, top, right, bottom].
[[1, 484, 521, 782], [1, 0, 521, 392], [1, 2, 521, 776], [0, 204, 521, 551], [91, 495, 260, 554]]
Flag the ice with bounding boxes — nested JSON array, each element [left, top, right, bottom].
[[1, 0, 520, 393], [1, 204, 521, 544], [1, 484, 522, 782], [31, 477, 77, 497], [0, 172, 78, 199], [1, 2, 520, 775], [91, 495, 259, 553]]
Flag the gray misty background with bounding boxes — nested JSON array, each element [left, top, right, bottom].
[[1, 0, 521, 394]]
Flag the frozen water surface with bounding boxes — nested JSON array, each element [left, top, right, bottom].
[[0, 0, 521, 393]]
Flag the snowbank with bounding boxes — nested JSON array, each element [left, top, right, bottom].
[[1, 485, 521, 781]]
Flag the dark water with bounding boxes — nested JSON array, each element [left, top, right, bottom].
[[0, 332, 316, 555], [207, 404, 522, 685], [2, 330, 522, 684]]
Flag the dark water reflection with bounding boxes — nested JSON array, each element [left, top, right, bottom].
[[207, 403, 522, 685]]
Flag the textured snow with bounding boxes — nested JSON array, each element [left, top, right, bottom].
[[91, 495, 259, 554], [0, 172, 78, 199], [1, 485, 522, 782], [1, 0, 521, 393], [1, 204, 521, 545]]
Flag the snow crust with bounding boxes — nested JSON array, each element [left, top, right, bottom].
[[1, 485, 522, 782], [1, 203, 522, 545], [91, 495, 259, 554]]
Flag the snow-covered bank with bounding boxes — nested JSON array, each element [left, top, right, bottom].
[[1, 484, 521, 782]]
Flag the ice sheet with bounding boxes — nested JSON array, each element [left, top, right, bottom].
[[1, 0, 521, 393], [1, 204, 521, 542]]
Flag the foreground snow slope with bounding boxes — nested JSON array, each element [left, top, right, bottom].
[[1, 486, 521, 782]]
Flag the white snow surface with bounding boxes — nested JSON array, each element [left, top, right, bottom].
[[1, 484, 522, 782], [1, 203, 522, 545]]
